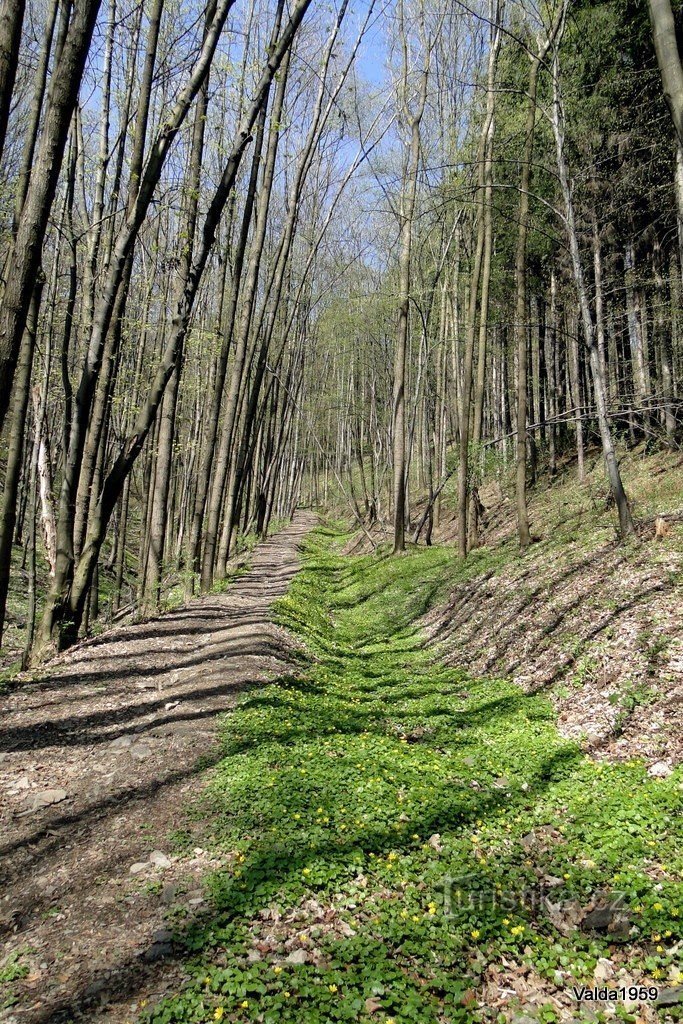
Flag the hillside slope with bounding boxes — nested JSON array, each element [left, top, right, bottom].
[[352, 446, 683, 768], [424, 447, 683, 769]]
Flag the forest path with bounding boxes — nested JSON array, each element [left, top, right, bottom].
[[0, 512, 317, 1023]]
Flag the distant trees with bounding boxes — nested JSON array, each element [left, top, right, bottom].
[[302, 0, 680, 552]]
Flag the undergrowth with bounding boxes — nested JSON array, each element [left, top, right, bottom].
[[145, 525, 683, 1024]]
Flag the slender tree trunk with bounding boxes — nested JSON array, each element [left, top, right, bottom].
[[551, 43, 634, 537], [393, 64, 427, 553], [0, 0, 102, 432], [37, 0, 313, 654], [0, 0, 26, 166], [458, 14, 501, 556], [649, 0, 683, 146], [201, 33, 289, 588], [0, 278, 44, 646], [514, 50, 544, 549]]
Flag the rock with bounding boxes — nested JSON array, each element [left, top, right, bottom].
[[648, 760, 673, 779], [83, 978, 107, 999], [286, 949, 309, 964], [428, 833, 442, 852], [27, 789, 67, 811], [492, 776, 510, 789], [544, 898, 580, 936], [161, 882, 179, 905], [9, 774, 30, 791], [365, 996, 383, 1014], [657, 987, 683, 1006], [247, 949, 262, 962], [141, 940, 172, 963], [141, 928, 174, 963], [520, 832, 536, 852], [129, 862, 149, 875], [129, 743, 152, 760], [188, 897, 204, 906], [581, 903, 630, 936], [149, 850, 171, 869], [543, 875, 564, 888], [166, 721, 197, 737], [594, 958, 614, 982], [109, 735, 134, 750]]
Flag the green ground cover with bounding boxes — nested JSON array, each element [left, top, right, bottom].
[[145, 525, 683, 1024]]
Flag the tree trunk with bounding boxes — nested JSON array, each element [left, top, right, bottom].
[[393, 62, 427, 553], [0, 0, 102, 432], [551, 43, 634, 537], [649, 0, 683, 146]]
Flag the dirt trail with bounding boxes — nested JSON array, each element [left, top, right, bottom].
[[0, 513, 316, 1024]]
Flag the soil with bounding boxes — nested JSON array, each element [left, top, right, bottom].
[[0, 513, 316, 1024], [423, 524, 683, 769]]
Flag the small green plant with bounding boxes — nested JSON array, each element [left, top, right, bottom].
[[141, 527, 683, 1024], [609, 681, 659, 735], [0, 950, 30, 985]]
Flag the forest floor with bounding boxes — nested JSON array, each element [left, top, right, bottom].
[[0, 513, 316, 1024], [1, 450, 683, 1024]]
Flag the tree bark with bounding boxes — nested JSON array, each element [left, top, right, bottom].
[[0, 0, 102, 432], [551, 42, 634, 537], [649, 0, 683, 146]]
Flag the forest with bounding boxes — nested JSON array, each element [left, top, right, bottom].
[[1, 0, 683, 1020]]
